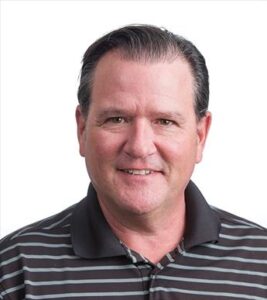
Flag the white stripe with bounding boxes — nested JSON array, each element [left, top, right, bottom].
[[150, 286, 267, 300], [182, 251, 267, 264], [10, 213, 65, 240], [26, 291, 149, 299], [43, 213, 72, 229], [0, 254, 78, 267], [169, 263, 267, 277], [202, 243, 267, 252], [221, 223, 252, 229], [156, 275, 267, 290], [220, 233, 267, 240], [156, 262, 164, 270], [232, 218, 264, 229], [125, 248, 137, 264], [25, 277, 150, 286], [0, 242, 72, 255], [19, 232, 71, 238], [166, 253, 175, 262], [0, 269, 24, 283], [23, 264, 138, 272], [0, 284, 25, 297]]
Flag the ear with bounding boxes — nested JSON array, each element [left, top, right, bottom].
[[75, 105, 87, 157], [196, 111, 212, 163]]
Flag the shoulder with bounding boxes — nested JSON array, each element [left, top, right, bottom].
[[212, 206, 266, 231], [0, 204, 76, 271], [211, 206, 267, 247], [0, 202, 76, 249], [0, 203, 78, 298]]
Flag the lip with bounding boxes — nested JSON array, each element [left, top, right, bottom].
[[119, 169, 153, 175], [117, 168, 163, 175]]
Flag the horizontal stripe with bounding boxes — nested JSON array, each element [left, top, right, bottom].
[[0, 242, 72, 256], [221, 223, 253, 229], [0, 253, 78, 267], [25, 277, 150, 286], [10, 213, 68, 240], [43, 213, 72, 230], [150, 286, 267, 300], [19, 232, 71, 238], [169, 263, 267, 277], [232, 218, 264, 229], [0, 284, 25, 297], [202, 243, 267, 252], [155, 275, 267, 290], [220, 233, 267, 240], [26, 291, 149, 299], [181, 251, 267, 264], [0, 269, 23, 283], [22, 264, 139, 272]]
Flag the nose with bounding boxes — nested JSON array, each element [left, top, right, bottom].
[[123, 119, 157, 159]]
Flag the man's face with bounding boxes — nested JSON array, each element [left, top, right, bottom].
[[76, 51, 211, 217]]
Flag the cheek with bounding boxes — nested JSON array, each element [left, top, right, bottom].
[[161, 135, 199, 166], [87, 131, 123, 163]]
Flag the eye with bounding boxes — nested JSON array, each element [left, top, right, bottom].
[[106, 117, 127, 124], [156, 119, 175, 126]]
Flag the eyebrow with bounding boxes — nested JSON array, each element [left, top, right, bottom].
[[95, 109, 130, 120], [95, 107, 185, 122]]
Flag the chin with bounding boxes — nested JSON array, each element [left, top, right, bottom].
[[116, 193, 165, 216]]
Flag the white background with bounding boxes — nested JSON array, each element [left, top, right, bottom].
[[1, 0, 267, 237]]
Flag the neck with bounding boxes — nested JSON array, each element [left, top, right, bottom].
[[98, 198, 186, 264]]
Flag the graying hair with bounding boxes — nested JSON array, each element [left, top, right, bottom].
[[77, 24, 209, 120]]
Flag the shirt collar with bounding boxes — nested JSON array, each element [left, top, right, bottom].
[[71, 181, 220, 259], [183, 181, 220, 250], [71, 184, 125, 259]]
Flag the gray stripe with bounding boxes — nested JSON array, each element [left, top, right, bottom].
[[23, 265, 138, 272], [125, 248, 137, 264], [221, 223, 252, 229], [182, 251, 267, 264], [156, 262, 164, 270], [156, 275, 267, 290], [0, 269, 23, 283], [0, 284, 25, 297], [10, 213, 64, 240], [43, 213, 72, 229], [0, 254, 78, 267], [169, 263, 267, 277], [26, 291, 149, 299], [0, 242, 72, 255], [220, 233, 267, 240], [150, 286, 267, 300], [19, 232, 71, 238], [25, 277, 150, 286], [166, 253, 175, 262], [232, 218, 264, 230], [202, 243, 267, 252]]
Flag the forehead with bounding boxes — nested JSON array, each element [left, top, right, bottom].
[[92, 51, 194, 93]]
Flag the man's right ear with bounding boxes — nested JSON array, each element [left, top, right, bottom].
[[75, 105, 87, 157]]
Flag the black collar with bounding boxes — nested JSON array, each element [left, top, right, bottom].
[[71, 181, 220, 259]]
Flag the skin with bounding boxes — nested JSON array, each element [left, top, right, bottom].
[[76, 51, 211, 263]]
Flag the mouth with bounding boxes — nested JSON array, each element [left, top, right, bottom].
[[119, 169, 154, 176]]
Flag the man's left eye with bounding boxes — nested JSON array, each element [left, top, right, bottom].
[[156, 119, 175, 126]]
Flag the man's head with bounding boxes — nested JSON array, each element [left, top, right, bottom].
[[76, 25, 211, 219], [77, 24, 209, 120]]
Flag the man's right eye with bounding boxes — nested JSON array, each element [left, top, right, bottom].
[[106, 117, 126, 124]]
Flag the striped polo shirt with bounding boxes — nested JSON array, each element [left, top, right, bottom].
[[1, 181, 267, 299]]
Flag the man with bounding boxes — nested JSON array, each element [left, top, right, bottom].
[[1, 25, 267, 299]]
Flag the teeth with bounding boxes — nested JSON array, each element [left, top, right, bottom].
[[123, 169, 152, 175]]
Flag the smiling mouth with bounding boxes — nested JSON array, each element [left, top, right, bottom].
[[120, 169, 153, 175]]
